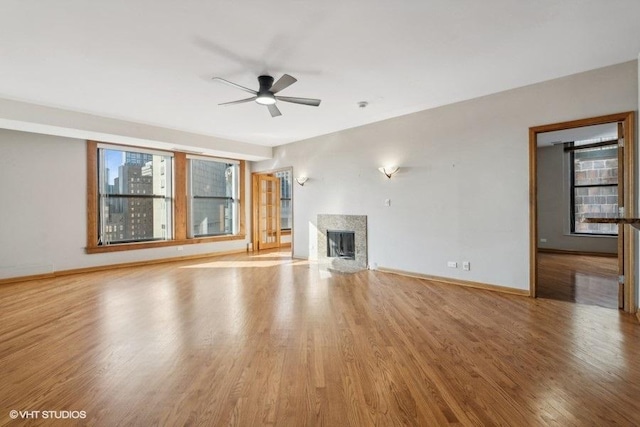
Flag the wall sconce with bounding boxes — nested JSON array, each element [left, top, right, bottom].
[[378, 166, 399, 179], [295, 176, 309, 186]]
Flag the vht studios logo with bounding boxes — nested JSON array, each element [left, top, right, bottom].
[[9, 410, 87, 419]]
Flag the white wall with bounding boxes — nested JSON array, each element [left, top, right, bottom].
[[0, 130, 251, 279], [255, 61, 638, 291], [537, 144, 617, 254]]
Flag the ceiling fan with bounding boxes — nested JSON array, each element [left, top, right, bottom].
[[212, 74, 321, 117]]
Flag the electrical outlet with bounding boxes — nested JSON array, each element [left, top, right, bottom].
[[462, 261, 470, 271], [540, 238, 547, 243], [447, 261, 457, 268], [384, 199, 391, 207]]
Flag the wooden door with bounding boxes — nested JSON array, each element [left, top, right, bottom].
[[617, 122, 624, 309], [253, 174, 281, 250]]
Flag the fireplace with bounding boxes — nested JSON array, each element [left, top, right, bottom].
[[316, 214, 367, 273], [327, 230, 356, 260]]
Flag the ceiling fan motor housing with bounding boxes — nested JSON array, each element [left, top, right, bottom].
[[258, 75, 274, 92], [256, 75, 276, 105]]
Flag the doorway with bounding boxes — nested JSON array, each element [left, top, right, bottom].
[[529, 112, 636, 313], [251, 168, 293, 252]]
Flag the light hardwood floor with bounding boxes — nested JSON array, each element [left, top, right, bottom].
[[1, 251, 640, 426], [537, 252, 619, 309]]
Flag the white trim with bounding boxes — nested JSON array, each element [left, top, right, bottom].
[[97, 142, 173, 157], [186, 154, 240, 164]]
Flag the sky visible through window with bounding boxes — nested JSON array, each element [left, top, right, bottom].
[[106, 150, 122, 185]]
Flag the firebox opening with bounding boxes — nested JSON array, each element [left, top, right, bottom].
[[327, 230, 356, 260]]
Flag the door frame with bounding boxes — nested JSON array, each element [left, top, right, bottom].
[[529, 111, 636, 313], [251, 167, 294, 252]]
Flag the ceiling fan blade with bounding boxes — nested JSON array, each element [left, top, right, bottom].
[[276, 96, 321, 107], [270, 74, 297, 94], [219, 96, 257, 106], [212, 77, 257, 95], [267, 104, 282, 117]]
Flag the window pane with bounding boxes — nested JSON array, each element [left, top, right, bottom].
[[99, 148, 173, 245], [191, 199, 233, 236], [190, 159, 234, 197], [275, 170, 292, 230], [275, 170, 291, 199], [188, 158, 239, 237], [281, 199, 292, 229], [574, 146, 617, 186], [103, 149, 172, 197], [102, 196, 171, 243], [573, 186, 618, 235]]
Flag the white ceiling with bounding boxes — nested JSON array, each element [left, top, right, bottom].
[[1, 0, 639, 148]]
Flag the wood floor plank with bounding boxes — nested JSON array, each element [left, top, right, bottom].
[[1, 251, 640, 426], [537, 252, 618, 308]]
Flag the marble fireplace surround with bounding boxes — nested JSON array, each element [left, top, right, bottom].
[[317, 214, 367, 273]]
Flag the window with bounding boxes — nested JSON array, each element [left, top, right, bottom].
[[188, 157, 240, 237], [87, 141, 246, 253], [274, 170, 292, 230], [570, 139, 618, 235], [97, 145, 173, 244]]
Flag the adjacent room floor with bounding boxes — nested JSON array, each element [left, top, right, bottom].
[[537, 252, 619, 309], [1, 251, 639, 426]]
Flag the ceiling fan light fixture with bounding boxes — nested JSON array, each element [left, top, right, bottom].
[[255, 94, 276, 105]]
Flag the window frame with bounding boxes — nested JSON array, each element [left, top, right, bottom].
[[86, 141, 245, 254], [97, 143, 174, 245], [568, 140, 619, 236]]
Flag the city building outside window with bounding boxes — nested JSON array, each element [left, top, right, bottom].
[[274, 170, 292, 230], [188, 157, 240, 237], [570, 139, 618, 235], [97, 145, 174, 244]]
